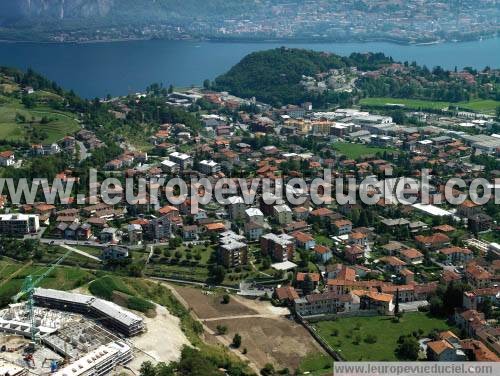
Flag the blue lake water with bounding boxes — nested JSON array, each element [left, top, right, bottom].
[[0, 38, 498, 98]]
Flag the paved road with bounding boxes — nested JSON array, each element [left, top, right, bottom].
[[202, 313, 286, 322], [149, 276, 239, 292], [59, 243, 102, 262], [41, 238, 107, 247], [76, 141, 91, 161]]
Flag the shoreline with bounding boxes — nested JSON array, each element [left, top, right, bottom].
[[0, 34, 497, 47]]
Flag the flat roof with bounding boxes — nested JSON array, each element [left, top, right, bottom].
[[412, 203, 452, 217], [271, 261, 298, 271]]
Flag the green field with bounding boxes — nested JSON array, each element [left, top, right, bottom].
[[332, 142, 396, 159], [0, 97, 80, 143], [312, 312, 451, 361], [0, 260, 94, 305], [298, 353, 333, 375], [359, 97, 500, 115]]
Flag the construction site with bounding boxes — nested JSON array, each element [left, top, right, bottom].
[[0, 289, 142, 376], [0, 249, 146, 376]]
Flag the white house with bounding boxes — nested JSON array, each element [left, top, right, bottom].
[[0, 151, 15, 167]]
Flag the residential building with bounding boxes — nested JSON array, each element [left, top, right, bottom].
[[439, 247, 473, 265], [260, 233, 295, 262], [0, 214, 40, 235], [399, 248, 424, 265], [415, 233, 451, 250], [245, 207, 264, 225], [218, 231, 248, 268], [198, 159, 221, 175], [160, 159, 180, 174], [465, 264, 492, 288], [0, 150, 15, 166], [292, 231, 316, 250], [273, 204, 293, 225], [102, 246, 129, 261], [294, 291, 360, 317], [426, 331, 467, 361], [333, 219, 352, 235], [314, 244, 332, 263], [244, 221, 264, 242], [168, 151, 193, 170], [227, 196, 246, 221]]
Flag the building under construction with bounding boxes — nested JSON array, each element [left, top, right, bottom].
[[33, 288, 145, 337], [0, 288, 145, 375]]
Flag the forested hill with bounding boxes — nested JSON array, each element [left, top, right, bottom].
[[214, 47, 500, 108], [214, 48, 393, 106]]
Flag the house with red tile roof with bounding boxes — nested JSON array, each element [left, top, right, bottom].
[[415, 233, 451, 250], [465, 263, 493, 288], [439, 247, 473, 265]]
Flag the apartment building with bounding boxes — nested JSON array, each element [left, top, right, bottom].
[[260, 233, 295, 262], [198, 159, 221, 175], [0, 214, 40, 235], [168, 151, 193, 170]]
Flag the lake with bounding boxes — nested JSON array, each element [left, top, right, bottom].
[[0, 38, 499, 98]]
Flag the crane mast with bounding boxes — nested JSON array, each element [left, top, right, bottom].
[[13, 248, 73, 344]]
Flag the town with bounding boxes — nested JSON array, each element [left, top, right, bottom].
[[0, 49, 499, 376], [3, 0, 498, 44]]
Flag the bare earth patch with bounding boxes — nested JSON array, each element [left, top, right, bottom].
[[206, 316, 320, 370], [175, 286, 258, 319], [128, 304, 190, 372], [172, 285, 325, 371]]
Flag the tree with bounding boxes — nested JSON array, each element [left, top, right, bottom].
[[232, 333, 242, 348], [139, 361, 156, 376], [302, 273, 314, 296], [394, 289, 400, 316], [22, 95, 36, 108], [216, 324, 228, 335], [222, 294, 230, 304], [396, 335, 419, 360], [211, 265, 226, 285], [429, 296, 444, 317], [155, 362, 174, 376], [442, 281, 467, 315], [177, 346, 220, 376], [260, 363, 275, 376], [203, 79, 211, 90]]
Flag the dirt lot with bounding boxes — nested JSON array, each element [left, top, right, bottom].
[[172, 285, 324, 370], [128, 304, 190, 372], [174, 286, 258, 319], [206, 316, 320, 370]]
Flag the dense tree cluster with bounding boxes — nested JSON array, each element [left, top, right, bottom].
[[215, 48, 499, 107]]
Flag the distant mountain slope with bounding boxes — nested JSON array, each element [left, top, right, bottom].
[[0, 0, 259, 26], [0, 1, 497, 43]]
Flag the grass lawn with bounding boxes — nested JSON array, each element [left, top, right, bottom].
[[332, 142, 396, 160], [360, 97, 450, 111], [298, 353, 333, 375], [458, 99, 500, 114], [359, 97, 500, 115], [0, 97, 79, 143], [480, 231, 500, 244], [0, 259, 94, 304], [312, 312, 451, 361], [314, 234, 334, 247]]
